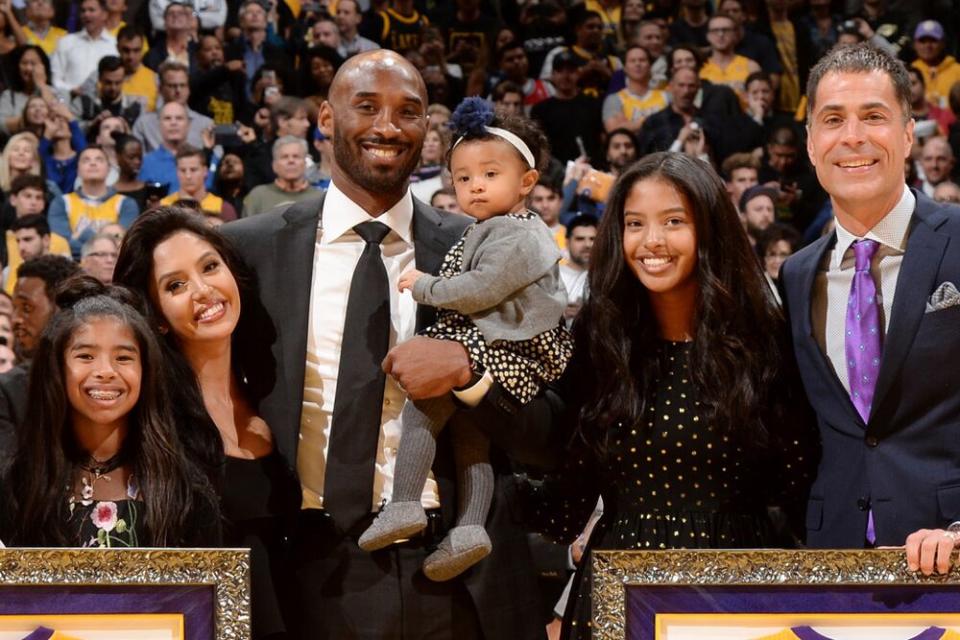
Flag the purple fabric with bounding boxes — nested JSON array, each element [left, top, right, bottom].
[[845, 238, 882, 423], [792, 627, 832, 640], [625, 585, 960, 640], [0, 586, 214, 640], [911, 628, 948, 640], [20, 628, 54, 640]]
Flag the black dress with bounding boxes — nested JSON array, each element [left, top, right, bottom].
[[221, 452, 299, 640], [530, 341, 816, 639]]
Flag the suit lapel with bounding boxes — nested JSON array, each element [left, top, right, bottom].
[[795, 234, 866, 432], [268, 196, 324, 450], [869, 199, 948, 429], [412, 199, 469, 331]]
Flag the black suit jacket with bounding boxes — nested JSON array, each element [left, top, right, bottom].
[[781, 191, 960, 548], [222, 195, 554, 640], [0, 363, 29, 465]]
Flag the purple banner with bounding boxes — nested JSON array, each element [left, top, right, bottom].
[[0, 585, 214, 640], [626, 585, 960, 640]]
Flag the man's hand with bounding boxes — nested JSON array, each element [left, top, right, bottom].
[[383, 337, 472, 400], [905, 528, 960, 575]]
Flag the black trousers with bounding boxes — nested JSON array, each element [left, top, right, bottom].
[[291, 509, 484, 640]]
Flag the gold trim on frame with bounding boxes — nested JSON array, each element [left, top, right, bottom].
[[0, 548, 250, 640], [592, 549, 960, 640]]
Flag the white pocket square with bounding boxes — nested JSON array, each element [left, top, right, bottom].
[[926, 281, 960, 313]]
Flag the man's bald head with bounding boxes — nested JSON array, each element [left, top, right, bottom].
[[328, 50, 428, 108]]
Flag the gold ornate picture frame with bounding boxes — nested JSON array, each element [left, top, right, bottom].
[[0, 548, 249, 640], [593, 549, 960, 640]]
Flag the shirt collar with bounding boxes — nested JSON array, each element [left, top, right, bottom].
[[832, 184, 914, 269], [321, 180, 414, 245], [81, 28, 112, 42]]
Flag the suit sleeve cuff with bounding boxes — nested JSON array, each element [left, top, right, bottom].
[[452, 370, 494, 407]]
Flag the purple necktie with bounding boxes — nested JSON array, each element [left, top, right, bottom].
[[845, 239, 882, 544]]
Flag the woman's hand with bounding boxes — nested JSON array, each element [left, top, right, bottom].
[[236, 123, 256, 144], [398, 269, 425, 292]]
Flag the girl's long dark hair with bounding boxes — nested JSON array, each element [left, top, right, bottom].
[[113, 207, 274, 476], [7, 276, 219, 546], [575, 152, 788, 457]]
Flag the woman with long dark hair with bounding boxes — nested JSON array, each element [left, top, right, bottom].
[[114, 207, 296, 640], [3, 276, 220, 547], [0, 45, 69, 137], [534, 152, 817, 638]]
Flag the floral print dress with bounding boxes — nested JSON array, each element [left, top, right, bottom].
[[67, 474, 142, 547]]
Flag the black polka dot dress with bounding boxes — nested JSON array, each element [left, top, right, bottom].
[[421, 211, 573, 404], [536, 341, 813, 639]]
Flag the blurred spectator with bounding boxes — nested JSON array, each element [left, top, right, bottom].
[[367, 0, 431, 52], [0, 45, 72, 137], [150, 0, 226, 33], [309, 14, 341, 51], [38, 99, 86, 194], [430, 187, 461, 214], [637, 67, 716, 157], [226, 0, 291, 100], [933, 181, 960, 204], [616, 0, 647, 51], [335, 0, 378, 58], [848, 0, 908, 53], [144, 0, 198, 72], [159, 144, 237, 221], [14, 96, 48, 141], [75, 55, 142, 130], [758, 124, 825, 231], [0, 0, 25, 56], [605, 127, 637, 175], [796, 0, 843, 62], [0, 291, 11, 316], [908, 67, 954, 136], [50, 0, 116, 95], [721, 152, 760, 210], [919, 137, 956, 198], [132, 61, 214, 152], [90, 116, 130, 185], [669, 0, 709, 48], [411, 121, 446, 183], [743, 71, 797, 141], [8, 214, 52, 277], [754, 0, 815, 114], [559, 214, 597, 328], [668, 43, 747, 122], [491, 41, 554, 112], [212, 149, 246, 214], [299, 45, 343, 108], [517, 0, 565, 76], [117, 26, 156, 112], [531, 51, 604, 164], [138, 100, 190, 192], [440, 0, 499, 74], [242, 136, 321, 216], [603, 44, 668, 133], [0, 132, 58, 203], [78, 231, 118, 283], [491, 80, 524, 116], [910, 20, 960, 111], [756, 221, 800, 303], [738, 184, 777, 246], [633, 20, 668, 88], [530, 178, 566, 255], [111, 133, 146, 209], [48, 145, 137, 258], [585, 0, 622, 44], [21, 0, 65, 56], [103, 0, 126, 36], [540, 9, 621, 95], [718, 0, 782, 79], [701, 13, 760, 105], [243, 96, 310, 191], [190, 34, 247, 125]]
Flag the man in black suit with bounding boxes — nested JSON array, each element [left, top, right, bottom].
[[223, 50, 556, 639], [780, 43, 960, 575]]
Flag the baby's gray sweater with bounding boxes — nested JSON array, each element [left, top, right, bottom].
[[412, 214, 567, 343]]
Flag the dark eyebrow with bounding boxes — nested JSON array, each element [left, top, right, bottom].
[[818, 101, 891, 115], [353, 91, 424, 107], [70, 343, 139, 353], [625, 206, 687, 216]]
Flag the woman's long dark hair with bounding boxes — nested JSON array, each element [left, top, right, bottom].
[[575, 152, 788, 456], [113, 207, 274, 475], [7, 276, 218, 546]]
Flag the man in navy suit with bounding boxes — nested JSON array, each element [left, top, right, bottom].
[[781, 43, 960, 575]]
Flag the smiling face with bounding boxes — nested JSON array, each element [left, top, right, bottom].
[[65, 316, 141, 436], [149, 231, 241, 347], [622, 177, 698, 303], [320, 52, 428, 207], [24, 97, 49, 126], [450, 138, 537, 221], [806, 70, 914, 228], [7, 138, 37, 173]]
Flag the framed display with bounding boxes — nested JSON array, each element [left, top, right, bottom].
[[0, 549, 249, 640], [592, 549, 960, 640]]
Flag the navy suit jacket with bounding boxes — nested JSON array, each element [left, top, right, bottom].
[[781, 190, 960, 548]]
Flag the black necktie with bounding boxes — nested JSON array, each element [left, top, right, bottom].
[[324, 220, 391, 532]]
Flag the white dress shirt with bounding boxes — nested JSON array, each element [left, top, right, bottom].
[[812, 185, 915, 393], [50, 29, 117, 92], [298, 182, 440, 512]]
